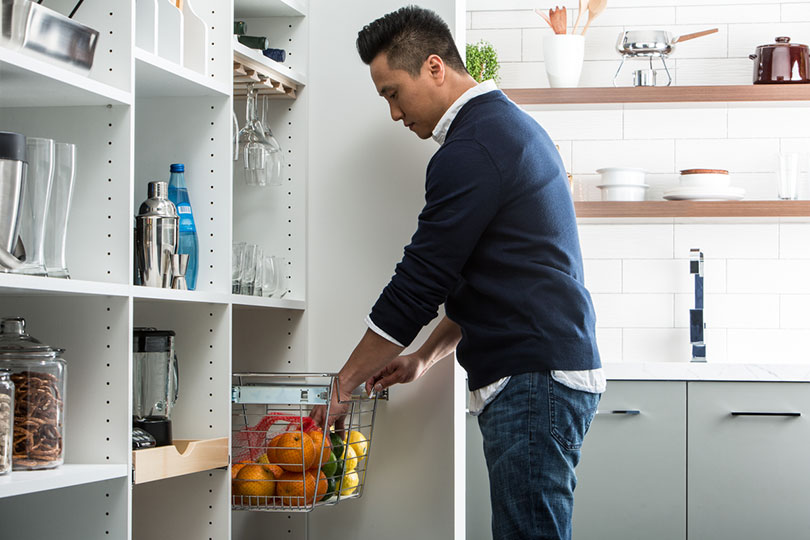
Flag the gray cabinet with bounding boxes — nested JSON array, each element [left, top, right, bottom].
[[572, 381, 686, 540], [687, 382, 810, 540]]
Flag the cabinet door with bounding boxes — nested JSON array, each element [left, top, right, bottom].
[[688, 382, 810, 540], [573, 381, 686, 540]]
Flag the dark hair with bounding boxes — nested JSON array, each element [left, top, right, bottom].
[[356, 5, 467, 77]]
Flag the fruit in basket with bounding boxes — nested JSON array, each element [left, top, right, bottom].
[[275, 431, 316, 472], [343, 444, 358, 473], [276, 470, 328, 506], [321, 475, 337, 502], [232, 462, 248, 479], [234, 464, 277, 498], [348, 430, 368, 461], [321, 450, 338, 478], [329, 431, 345, 460], [257, 453, 270, 464], [308, 429, 332, 468], [266, 433, 284, 463], [340, 470, 360, 496]]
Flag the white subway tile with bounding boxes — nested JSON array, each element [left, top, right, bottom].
[[573, 140, 675, 174], [728, 23, 810, 57], [554, 140, 573, 173], [723, 172, 778, 200], [623, 328, 689, 363], [674, 223, 779, 259], [583, 259, 623, 293], [592, 293, 674, 328], [470, 10, 543, 30], [780, 295, 810, 329], [498, 61, 545, 88], [586, 7, 676, 28], [623, 259, 726, 294], [522, 28, 544, 63], [579, 224, 674, 259], [780, 224, 810, 259], [582, 27, 624, 61], [624, 107, 727, 140], [673, 58, 751, 86], [675, 139, 779, 173], [595, 327, 623, 363], [777, 260, 810, 293], [727, 329, 810, 363], [467, 29, 523, 62], [528, 109, 622, 141], [782, 3, 810, 22], [728, 260, 810, 294], [467, 0, 536, 10], [667, 25, 729, 59], [674, 293, 780, 329], [677, 4, 780, 24], [780, 139, 810, 170], [467, 11, 472, 30], [729, 106, 810, 138], [578, 60, 627, 88]]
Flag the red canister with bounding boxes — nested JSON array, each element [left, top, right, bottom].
[[749, 37, 810, 84]]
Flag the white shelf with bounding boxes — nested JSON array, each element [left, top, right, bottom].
[[233, 39, 307, 89], [0, 464, 128, 498], [132, 285, 231, 304], [0, 47, 132, 107], [231, 294, 306, 310], [0, 274, 130, 297], [134, 47, 230, 98], [234, 0, 307, 18]]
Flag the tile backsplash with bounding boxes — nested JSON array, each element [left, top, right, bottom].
[[468, 1, 810, 364]]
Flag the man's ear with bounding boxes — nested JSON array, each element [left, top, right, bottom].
[[425, 54, 446, 84]]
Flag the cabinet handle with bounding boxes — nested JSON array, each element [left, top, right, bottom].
[[596, 409, 640, 415], [730, 411, 801, 417]]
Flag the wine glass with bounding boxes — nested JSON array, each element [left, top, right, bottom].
[[260, 94, 285, 186], [237, 84, 273, 186]]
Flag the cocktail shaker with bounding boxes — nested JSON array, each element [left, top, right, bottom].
[[135, 181, 178, 287], [0, 131, 27, 271]]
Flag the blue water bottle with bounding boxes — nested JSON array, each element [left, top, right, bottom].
[[168, 163, 199, 290]]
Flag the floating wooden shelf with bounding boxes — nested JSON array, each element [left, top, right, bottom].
[[575, 201, 810, 218], [233, 40, 304, 99], [132, 437, 229, 484], [504, 85, 810, 105]]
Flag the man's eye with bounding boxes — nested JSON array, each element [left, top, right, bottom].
[[390, 92, 397, 100]]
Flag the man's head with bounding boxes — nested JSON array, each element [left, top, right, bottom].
[[356, 6, 474, 139]]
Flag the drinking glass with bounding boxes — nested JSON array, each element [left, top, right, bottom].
[[45, 142, 76, 278], [778, 152, 800, 200], [17, 137, 54, 276], [273, 256, 287, 298], [260, 255, 278, 297], [260, 95, 285, 186], [232, 110, 239, 162], [240, 243, 258, 295], [252, 245, 264, 296], [232, 242, 245, 294], [238, 84, 273, 186]]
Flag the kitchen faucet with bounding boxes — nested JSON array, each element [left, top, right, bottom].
[[690, 248, 706, 362]]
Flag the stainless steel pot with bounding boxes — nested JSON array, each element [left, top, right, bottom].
[[614, 28, 718, 86], [0, 132, 27, 270]]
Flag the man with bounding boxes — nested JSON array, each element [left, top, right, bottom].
[[310, 6, 604, 539]]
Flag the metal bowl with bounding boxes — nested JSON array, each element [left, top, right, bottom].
[[616, 30, 674, 57]]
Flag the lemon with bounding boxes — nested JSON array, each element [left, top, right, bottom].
[[348, 430, 368, 461], [257, 453, 270, 464], [340, 470, 359, 496], [343, 444, 358, 473]]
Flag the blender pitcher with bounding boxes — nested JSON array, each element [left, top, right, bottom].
[[133, 328, 178, 447]]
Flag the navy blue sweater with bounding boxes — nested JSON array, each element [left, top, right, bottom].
[[369, 90, 600, 390]]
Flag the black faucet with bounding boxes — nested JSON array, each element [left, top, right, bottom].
[[690, 248, 706, 362]]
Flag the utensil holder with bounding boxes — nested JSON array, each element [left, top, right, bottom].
[[543, 34, 585, 88]]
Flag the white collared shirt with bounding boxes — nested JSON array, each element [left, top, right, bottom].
[[367, 80, 605, 410]]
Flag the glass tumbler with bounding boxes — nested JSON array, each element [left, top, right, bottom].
[[232, 242, 245, 294], [240, 243, 258, 295], [17, 137, 54, 276], [252, 245, 264, 297], [260, 255, 278, 297], [778, 152, 800, 200], [45, 143, 76, 278]]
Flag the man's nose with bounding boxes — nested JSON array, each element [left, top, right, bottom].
[[389, 103, 403, 122]]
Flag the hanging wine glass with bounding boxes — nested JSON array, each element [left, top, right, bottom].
[[260, 94, 285, 186], [237, 83, 273, 186]]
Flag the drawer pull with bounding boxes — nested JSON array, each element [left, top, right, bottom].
[[596, 409, 640, 415], [730, 411, 801, 417]]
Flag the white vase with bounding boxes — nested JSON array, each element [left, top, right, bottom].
[[543, 34, 585, 88]]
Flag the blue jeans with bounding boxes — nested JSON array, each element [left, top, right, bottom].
[[477, 371, 600, 540]]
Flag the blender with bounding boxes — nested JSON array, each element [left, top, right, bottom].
[[133, 328, 178, 447]]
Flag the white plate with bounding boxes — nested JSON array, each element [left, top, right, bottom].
[[663, 186, 745, 201]]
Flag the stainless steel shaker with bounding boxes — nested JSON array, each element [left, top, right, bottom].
[[135, 181, 178, 287], [0, 131, 27, 271]]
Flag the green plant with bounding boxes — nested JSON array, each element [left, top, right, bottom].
[[466, 40, 500, 84]]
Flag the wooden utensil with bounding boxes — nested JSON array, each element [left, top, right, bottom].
[[580, 0, 607, 35], [672, 28, 718, 44], [549, 6, 566, 34], [534, 8, 554, 31], [572, 0, 586, 34]]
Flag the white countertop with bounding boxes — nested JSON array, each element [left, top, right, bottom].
[[603, 362, 810, 382]]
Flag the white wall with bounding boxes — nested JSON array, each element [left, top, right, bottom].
[[469, 0, 810, 365]]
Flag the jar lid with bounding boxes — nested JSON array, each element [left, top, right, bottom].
[[0, 318, 62, 358]]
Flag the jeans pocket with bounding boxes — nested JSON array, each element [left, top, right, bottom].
[[548, 376, 600, 451]]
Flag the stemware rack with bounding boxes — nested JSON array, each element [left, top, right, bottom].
[[233, 41, 302, 98]]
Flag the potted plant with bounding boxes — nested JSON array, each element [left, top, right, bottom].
[[466, 40, 500, 84]]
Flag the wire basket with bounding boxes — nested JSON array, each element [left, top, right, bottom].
[[231, 372, 385, 512]]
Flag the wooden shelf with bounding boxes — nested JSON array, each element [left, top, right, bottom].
[[575, 201, 810, 218], [233, 39, 305, 99], [504, 85, 810, 105], [132, 438, 229, 484]]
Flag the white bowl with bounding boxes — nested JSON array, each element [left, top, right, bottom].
[[597, 183, 649, 201], [679, 172, 731, 188], [596, 167, 647, 186]]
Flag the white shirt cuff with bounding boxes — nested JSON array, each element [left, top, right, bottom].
[[364, 315, 405, 347]]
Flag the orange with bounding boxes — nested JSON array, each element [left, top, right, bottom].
[[308, 429, 332, 469], [231, 462, 248, 479], [275, 431, 316, 472], [266, 433, 284, 464], [276, 470, 327, 507], [234, 464, 276, 499]]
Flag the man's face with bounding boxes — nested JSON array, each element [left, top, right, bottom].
[[369, 53, 446, 140]]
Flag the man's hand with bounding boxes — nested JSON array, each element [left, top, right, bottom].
[[365, 353, 425, 395], [310, 378, 353, 431]]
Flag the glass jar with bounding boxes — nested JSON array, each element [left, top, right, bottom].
[[0, 369, 13, 475], [0, 318, 66, 470]]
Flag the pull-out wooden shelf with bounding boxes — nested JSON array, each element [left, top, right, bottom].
[[132, 437, 229, 484], [575, 201, 810, 218]]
